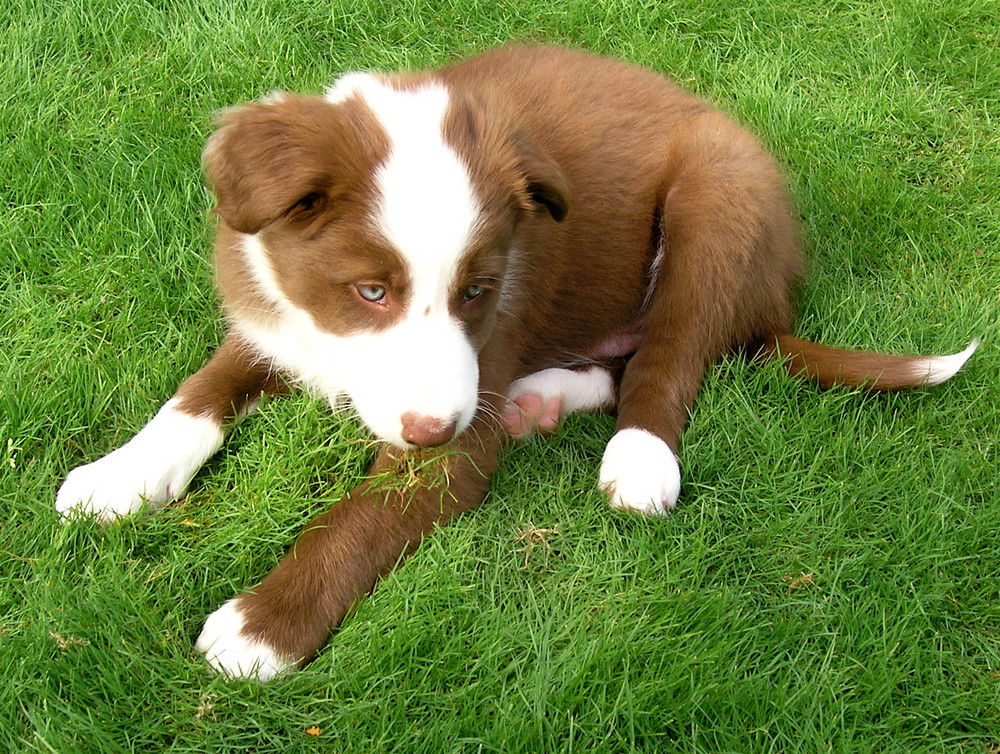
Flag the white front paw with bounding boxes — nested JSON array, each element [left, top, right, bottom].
[[598, 428, 681, 515], [57, 453, 170, 522], [196, 599, 293, 682], [56, 400, 224, 522]]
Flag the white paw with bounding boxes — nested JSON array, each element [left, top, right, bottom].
[[56, 399, 225, 522], [504, 366, 616, 435], [196, 599, 293, 682], [507, 366, 616, 413], [598, 428, 681, 515]]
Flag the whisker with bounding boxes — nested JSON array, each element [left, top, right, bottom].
[[479, 388, 514, 404], [480, 410, 505, 433], [475, 401, 505, 431], [465, 423, 487, 454]]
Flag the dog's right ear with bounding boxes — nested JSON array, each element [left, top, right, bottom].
[[203, 95, 354, 235]]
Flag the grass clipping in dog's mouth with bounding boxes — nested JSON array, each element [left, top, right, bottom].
[[365, 446, 473, 508]]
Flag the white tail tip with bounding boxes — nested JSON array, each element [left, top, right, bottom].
[[917, 339, 980, 386]]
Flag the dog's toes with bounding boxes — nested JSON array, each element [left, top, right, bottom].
[[505, 365, 616, 438], [56, 458, 151, 522], [196, 599, 295, 682], [598, 428, 680, 515], [502, 393, 563, 437], [501, 393, 538, 436]]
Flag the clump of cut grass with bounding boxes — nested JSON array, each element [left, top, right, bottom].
[[363, 446, 477, 511]]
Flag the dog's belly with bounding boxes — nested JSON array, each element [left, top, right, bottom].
[[590, 322, 643, 359]]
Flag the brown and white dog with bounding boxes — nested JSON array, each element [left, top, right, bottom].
[[56, 46, 977, 680]]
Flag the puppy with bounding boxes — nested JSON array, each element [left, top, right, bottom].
[[57, 46, 977, 680]]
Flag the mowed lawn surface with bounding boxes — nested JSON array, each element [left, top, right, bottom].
[[2, 0, 998, 751]]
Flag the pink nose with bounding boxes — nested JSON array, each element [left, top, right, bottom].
[[399, 412, 458, 448]]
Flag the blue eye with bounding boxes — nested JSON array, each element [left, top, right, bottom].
[[463, 284, 485, 301], [357, 284, 386, 303]]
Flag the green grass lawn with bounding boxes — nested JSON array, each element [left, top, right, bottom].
[[2, 0, 998, 751]]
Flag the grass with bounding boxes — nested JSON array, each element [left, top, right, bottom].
[[2, 0, 998, 751]]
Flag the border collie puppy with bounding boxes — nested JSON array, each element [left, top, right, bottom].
[[57, 46, 977, 680]]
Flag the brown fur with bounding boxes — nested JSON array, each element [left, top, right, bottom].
[[171, 46, 966, 668], [173, 335, 288, 423], [768, 334, 952, 390]]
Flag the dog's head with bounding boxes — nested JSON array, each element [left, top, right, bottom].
[[204, 75, 568, 448]]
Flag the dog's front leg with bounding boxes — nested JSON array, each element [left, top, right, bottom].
[[196, 419, 500, 681], [56, 333, 284, 521]]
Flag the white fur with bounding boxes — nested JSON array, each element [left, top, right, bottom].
[[642, 237, 666, 312], [56, 399, 225, 522], [260, 89, 288, 105], [367, 81, 481, 273], [237, 80, 483, 448], [323, 71, 380, 105], [599, 428, 681, 515], [507, 366, 616, 414], [196, 599, 293, 682], [238, 241, 480, 448], [364, 79, 482, 440], [239, 232, 295, 314], [915, 339, 980, 386]]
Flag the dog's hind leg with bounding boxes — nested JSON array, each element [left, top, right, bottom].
[[502, 365, 618, 437], [501, 321, 644, 437], [601, 112, 800, 515], [56, 332, 285, 521]]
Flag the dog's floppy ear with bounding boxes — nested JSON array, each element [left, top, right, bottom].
[[514, 137, 570, 222], [203, 95, 351, 234]]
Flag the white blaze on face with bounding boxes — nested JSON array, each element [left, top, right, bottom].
[[353, 78, 483, 445], [237, 77, 483, 448]]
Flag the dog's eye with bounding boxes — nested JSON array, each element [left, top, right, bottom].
[[356, 284, 387, 304], [463, 284, 486, 302], [290, 191, 326, 216]]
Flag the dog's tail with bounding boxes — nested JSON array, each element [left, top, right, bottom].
[[763, 334, 979, 390]]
